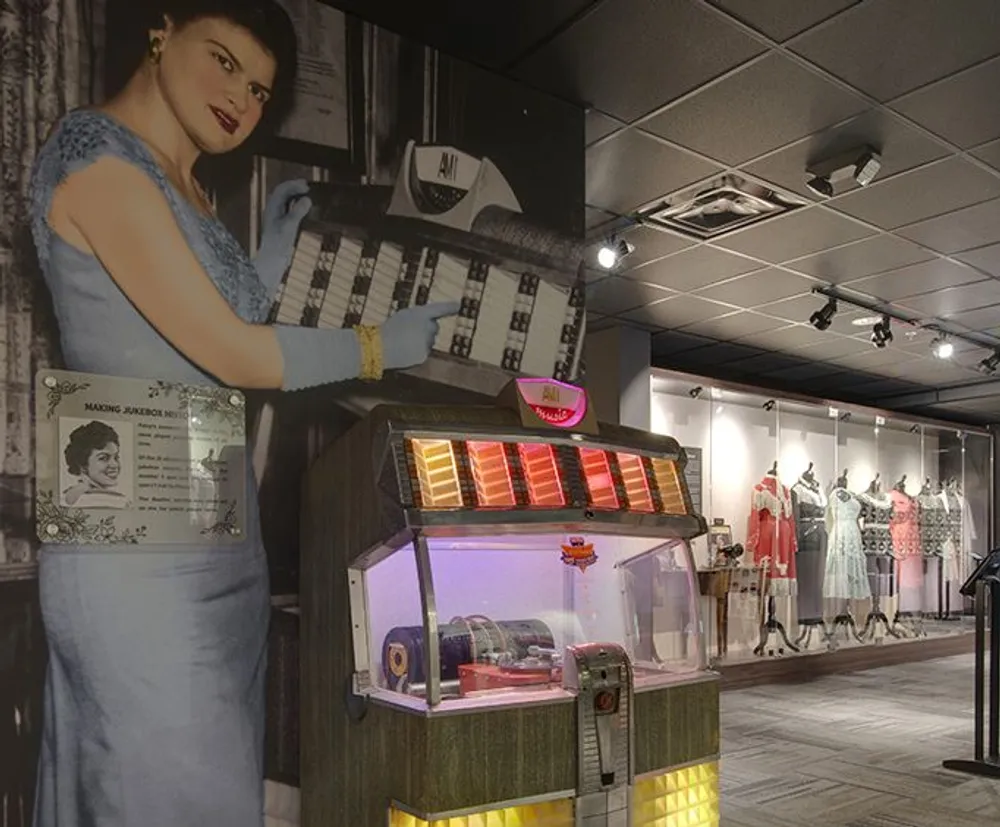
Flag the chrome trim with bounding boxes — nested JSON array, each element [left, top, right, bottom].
[[389, 789, 577, 821], [347, 567, 374, 695], [369, 685, 575, 716], [413, 534, 441, 707]]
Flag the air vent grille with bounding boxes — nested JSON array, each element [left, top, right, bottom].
[[642, 175, 805, 239]]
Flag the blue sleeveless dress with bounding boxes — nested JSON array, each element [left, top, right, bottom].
[[28, 108, 273, 827]]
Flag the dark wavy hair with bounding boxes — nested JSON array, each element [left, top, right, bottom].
[[117, 0, 299, 136], [65, 421, 120, 476]]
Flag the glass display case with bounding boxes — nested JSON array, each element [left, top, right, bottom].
[[300, 379, 720, 827], [650, 369, 993, 667]]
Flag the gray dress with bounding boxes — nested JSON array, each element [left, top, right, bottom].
[[28, 108, 275, 827]]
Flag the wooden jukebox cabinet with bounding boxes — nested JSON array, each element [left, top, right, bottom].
[[300, 379, 720, 827]]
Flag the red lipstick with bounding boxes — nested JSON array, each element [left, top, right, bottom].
[[210, 106, 238, 134]]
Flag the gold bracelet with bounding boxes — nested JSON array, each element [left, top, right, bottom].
[[354, 325, 384, 381]]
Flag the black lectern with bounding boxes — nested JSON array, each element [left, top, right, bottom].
[[942, 548, 1000, 779]]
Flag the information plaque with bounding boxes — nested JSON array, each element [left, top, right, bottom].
[[34, 370, 247, 546]]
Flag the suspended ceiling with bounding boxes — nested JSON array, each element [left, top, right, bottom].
[[326, 0, 1000, 425]]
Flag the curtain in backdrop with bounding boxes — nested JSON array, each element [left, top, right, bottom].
[[1, 2, 81, 824], [0, 0, 80, 569]]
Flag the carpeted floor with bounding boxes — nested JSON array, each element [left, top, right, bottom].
[[720, 653, 1000, 825]]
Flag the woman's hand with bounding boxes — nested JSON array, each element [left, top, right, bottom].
[[253, 179, 312, 293], [380, 301, 462, 369]]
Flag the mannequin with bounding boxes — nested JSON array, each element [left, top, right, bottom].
[[889, 475, 923, 636], [748, 463, 798, 655], [857, 473, 899, 640], [918, 478, 949, 617], [823, 471, 868, 643], [791, 462, 829, 648]]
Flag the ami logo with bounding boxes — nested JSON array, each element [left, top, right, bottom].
[[437, 150, 458, 182], [561, 536, 598, 572]]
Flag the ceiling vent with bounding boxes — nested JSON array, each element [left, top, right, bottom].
[[641, 174, 806, 239]]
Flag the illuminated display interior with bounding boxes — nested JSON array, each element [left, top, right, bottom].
[[578, 447, 621, 509], [467, 441, 517, 507], [517, 442, 566, 507], [385, 761, 719, 826], [406, 438, 688, 515], [633, 762, 720, 827], [389, 798, 574, 827], [617, 452, 655, 512], [411, 439, 464, 507]]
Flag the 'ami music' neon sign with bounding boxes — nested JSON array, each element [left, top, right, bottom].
[[515, 377, 587, 428]]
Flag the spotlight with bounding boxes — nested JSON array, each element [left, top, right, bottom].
[[688, 386, 703, 399], [596, 237, 635, 270], [809, 298, 838, 331], [978, 351, 1000, 375], [870, 315, 893, 348], [931, 335, 954, 359], [805, 145, 882, 198], [762, 400, 776, 412]]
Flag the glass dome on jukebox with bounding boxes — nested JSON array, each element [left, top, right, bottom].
[[301, 378, 721, 827]]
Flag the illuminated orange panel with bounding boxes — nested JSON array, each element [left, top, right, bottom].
[[466, 441, 517, 507], [578, 448, 620, 509], [649, 457, 687, 515], [517, 443, 565, 507], [616, 452, 655, 512], [410, 439, 463, 508]]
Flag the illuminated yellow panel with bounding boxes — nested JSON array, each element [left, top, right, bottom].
[[648, 458, 687, 515], [410, 439, 464, 508], [633, 761, 720, 827], [389, 798, 574, 827]]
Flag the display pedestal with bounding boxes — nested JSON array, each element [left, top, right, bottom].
[[830, 602, 864, 644], [754, 595, 799, 656], [943, 549, 1000, 780], [795, 617, 830, 649]]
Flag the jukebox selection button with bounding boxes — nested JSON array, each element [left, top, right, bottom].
[[594, 688, 619, 715]]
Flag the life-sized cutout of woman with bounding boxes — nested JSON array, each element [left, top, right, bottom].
[[28, 2, 459, 825]]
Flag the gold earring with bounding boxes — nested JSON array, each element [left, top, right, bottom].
[[149, 37, 162, 63]]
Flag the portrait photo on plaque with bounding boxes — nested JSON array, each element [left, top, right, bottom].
[[58, 417, 134, 510]]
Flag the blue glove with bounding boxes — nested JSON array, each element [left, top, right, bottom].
[[253, 179, 312, 295], [273, 301, 461, 391], [381, 301, 462, 370]]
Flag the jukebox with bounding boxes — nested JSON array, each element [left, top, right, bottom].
[[300, 378, 720, 827]]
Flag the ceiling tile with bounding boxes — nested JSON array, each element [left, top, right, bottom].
[[585, 129, 720, 213], [830, 157, 1000, 229], [512, 0, 766, 121], [896, 199, 1000, 255], [712, 206, 874, 263], [842, 259, 987, 302], [973, 139, 1000, 171], [586, 312, 615, 332], [586, 276, 674, 315], [735, 324, 837, 352], [938, 305, 1000, 332], [956, 243, 1000, 278], [708, 0, 859, 42], [742, 109, 949, 201], [651, 329, 722, 356], [641, 53, 868, 165], [586, 110, 625, 145], [786, 234, 934, 282], [896, 280, 1000, 317], [764, 362, 848, 381], [890, 57, 1000, 149], [676, 311, 789, 339], [618, 225, 697, 271], [693, 267, 818, 306], [790, 0, 1000, 101], [719, 352, 809, 373], [619, 294, 734, 328], [830, 348, 922, 370], [627, 245, 760, 291]]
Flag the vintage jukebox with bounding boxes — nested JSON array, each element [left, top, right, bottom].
[[299, 378, 720, 827]]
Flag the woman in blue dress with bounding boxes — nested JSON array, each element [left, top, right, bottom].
[[28, 1, 458, 824]]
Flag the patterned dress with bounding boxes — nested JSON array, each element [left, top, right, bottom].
[[823, 488, 870, 600], [890, 489, 923, 612], [28, 108, 273, 827]]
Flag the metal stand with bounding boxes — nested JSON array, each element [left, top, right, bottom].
[[794, 617, 831, 649], [830, 601, 864, 643], [943, 567, 1000, 779], [862, 555, 901, 641], [754, 596, 799, 656]]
